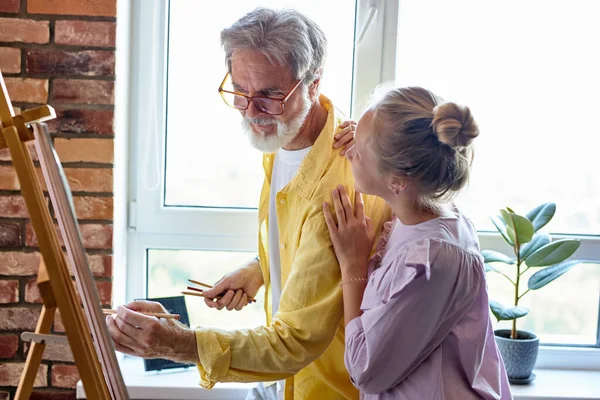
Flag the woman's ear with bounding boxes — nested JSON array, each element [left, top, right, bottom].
[[388, 176, 408, 196]]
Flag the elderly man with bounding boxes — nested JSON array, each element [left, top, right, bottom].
[[107, 7, 389, 400]]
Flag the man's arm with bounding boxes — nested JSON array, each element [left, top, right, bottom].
[[194, 205, 344, 388]]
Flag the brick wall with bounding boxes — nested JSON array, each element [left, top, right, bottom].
[[0, 1, 116, 398]]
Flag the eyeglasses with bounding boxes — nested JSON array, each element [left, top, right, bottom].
[[218, 72, 303, 116]]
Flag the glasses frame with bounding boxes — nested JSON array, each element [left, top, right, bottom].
[[218, 72, 303, 116]]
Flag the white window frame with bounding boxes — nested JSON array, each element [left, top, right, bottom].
[[119, 0, 600, 373]]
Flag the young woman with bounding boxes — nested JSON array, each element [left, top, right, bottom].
[[323, 87, 512, 399]]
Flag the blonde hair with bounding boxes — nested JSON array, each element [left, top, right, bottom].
[[369, 87, 479, 210]]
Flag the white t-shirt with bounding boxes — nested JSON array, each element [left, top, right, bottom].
[[268, 146, 312, 399]]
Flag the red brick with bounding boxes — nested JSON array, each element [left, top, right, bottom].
[[0, 362, 47, 386], [54, 138, 114, 163], [52, 79, 113, 105], [41, 340, 73, 362], [0, 18, 49, 44], [0, 165, 19, 190], [88, 254, 112, 277], [46, 109, 114, 135], [96, 280, 112, 305], [28, 0, 116, 17], [0, 280, 19, 304], [27, 50, 115, 77], [25, 278, 42, 304], [0, 251, 41, 276], [53, 311, 65, 333], [0, 0, 20, 13], [26, 223, 112, 249], [0, 47, 21, 74], [0, 335, 19, 359], [0, 222, 21, 247], [51, 364, 79, 388], [4, 77, 48, 103], [30, 391, 76, 400], [55, 20, 116, 47], [0, 195, 28, 218], [0, 140, 38, 162], [0, 307, 40, 331], [72, 196, 113, 220], [35, 167, 113, 193]]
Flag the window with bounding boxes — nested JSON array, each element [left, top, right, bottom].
[[126, 0, 599, 370], [393, 0, 600, 348], [127, 0, 395, 330]]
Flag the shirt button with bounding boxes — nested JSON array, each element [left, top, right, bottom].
[[279, 199, 286, 205], [280, 243, 286, 250]]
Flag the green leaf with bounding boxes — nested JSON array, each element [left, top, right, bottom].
[[489, 300, 529, 322], [490, 215, 513, 246], [528, 260, 583, 290], [526, 239, 581, 267], [526, 203, 556, 232], [481, 250, 515, 264], [520, 232, 551, 261], [501, 209, 534, 245]]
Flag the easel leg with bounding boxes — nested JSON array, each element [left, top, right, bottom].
[[15, 305, 57, 400]]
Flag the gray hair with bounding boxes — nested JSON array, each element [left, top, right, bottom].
[[221, 7, 327, 85]]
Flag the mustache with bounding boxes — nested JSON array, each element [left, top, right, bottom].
[[245, 117, 277, 125]]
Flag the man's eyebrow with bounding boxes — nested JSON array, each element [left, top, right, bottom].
[[231, 82, 284, 96]]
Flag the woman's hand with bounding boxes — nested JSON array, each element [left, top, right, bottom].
[[323, 185, 374, 276], [333, 120, 356, 156]]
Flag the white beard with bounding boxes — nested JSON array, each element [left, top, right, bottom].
[[242, 87, 312, 153]]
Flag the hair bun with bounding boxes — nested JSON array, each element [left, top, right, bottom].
[[432, 102, 479, 148]]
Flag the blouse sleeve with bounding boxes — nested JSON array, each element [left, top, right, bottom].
[[344, 239, 483, 394]]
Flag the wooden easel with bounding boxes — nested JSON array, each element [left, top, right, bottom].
[[0, 72, 128, 399]]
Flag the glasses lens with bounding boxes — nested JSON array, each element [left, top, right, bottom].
[[221, 91, 248, 110], [253, 98, 283, 115]]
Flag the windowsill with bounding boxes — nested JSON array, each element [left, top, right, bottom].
[[76, 356, 600, 399]]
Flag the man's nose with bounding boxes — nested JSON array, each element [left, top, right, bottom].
[[245, 99, 263, 119]]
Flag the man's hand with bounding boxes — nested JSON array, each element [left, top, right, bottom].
[[106, 300, 198, 364], [333, 120, 356, 156], [202, 258, 263, 311]]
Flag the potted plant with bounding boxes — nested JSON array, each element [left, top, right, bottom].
[[482, 202, 584, 384]]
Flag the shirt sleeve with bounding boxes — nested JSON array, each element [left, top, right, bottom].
[[344, 239, 483, 394], [195, 204, 344, 388]]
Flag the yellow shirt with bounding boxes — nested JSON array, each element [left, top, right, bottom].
[[195, 95, 390, 399]]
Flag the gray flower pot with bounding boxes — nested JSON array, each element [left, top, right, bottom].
[[494, 329, 539, 384]]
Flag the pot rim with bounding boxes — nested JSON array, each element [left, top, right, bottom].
[[494, 329, 539, 342]]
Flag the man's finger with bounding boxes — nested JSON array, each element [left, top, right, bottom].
[[106, 315, 139, 352], [236, 293, 248, 311], [116, 306, 156, 330], [216, 290, 235, 310], [227, 289, 243, 311]]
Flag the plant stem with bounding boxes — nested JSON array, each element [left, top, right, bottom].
[[512, 240, 521, 340], [519, 289, 530, 301], [497, 270, 516, 286]]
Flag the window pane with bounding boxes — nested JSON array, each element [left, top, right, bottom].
[[165, 0, 356, 208], [487, 263, 600, 345], [395, 0, 600, 235], [148, 249, 265, 330]]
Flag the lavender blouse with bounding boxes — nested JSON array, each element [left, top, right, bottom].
[[345, 211, 513, 399]]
